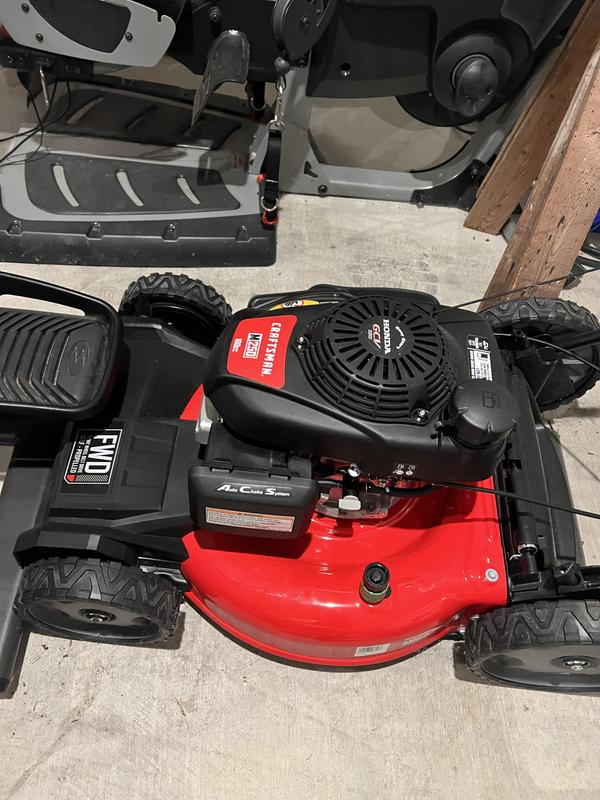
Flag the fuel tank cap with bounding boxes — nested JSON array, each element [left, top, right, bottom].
[[448, 379, 519, 448]]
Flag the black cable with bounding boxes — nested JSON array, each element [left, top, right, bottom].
[[386, 484, 438, 497], [0, 85, 47, 144], [319, 476, 600, 521], [434, 480, 600, 522], [443, 272, 581, 311], [495, 331, 600, 372], [0, 119, 43, 144], [0, 125, 45, 166], [0, 82, 57, 167], [318, 480, 437, 498], [446, 254, 600, 312], [526, 335, 600, 372], [0, 80, 73, 169]]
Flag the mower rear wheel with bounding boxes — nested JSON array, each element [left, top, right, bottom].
[[119, 272, 232, 347], [14, 557, 182, 645], [465, 599, 600, 691], [483, 297, 600, 410]]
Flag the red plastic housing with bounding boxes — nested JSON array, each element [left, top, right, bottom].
[[182, 480, 506, 667]]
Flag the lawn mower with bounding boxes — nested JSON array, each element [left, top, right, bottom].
[[0, 271, 599, 694]]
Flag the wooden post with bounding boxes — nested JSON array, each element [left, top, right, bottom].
[[464, 0, 600, 236], [479, 48, 600, 310]]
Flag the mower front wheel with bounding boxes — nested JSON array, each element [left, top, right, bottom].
[[119, 272, 232, 347], [483, 297, 600, 410], [14, 557, 182, 645], [466, 599, 600, 692]]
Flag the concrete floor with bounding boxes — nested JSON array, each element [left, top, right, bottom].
[[1, 71, 600, 800]]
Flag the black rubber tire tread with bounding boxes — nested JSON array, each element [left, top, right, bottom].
[[465, 599, 600, 687], [482, 296, 600, 410], [14, 557, 182, 644], [119, 272, 231, 340]]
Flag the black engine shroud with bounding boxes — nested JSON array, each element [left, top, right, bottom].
[[202, 287, 518, 483]]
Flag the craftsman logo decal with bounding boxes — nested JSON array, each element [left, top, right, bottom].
[[227, 315, 297, 388], [64, 429, 122, 484], [467, 335, 493, 381], [243, 333, 263, 359], [262, 322, 283, 378]]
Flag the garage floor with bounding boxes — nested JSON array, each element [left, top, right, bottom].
[[1, 73, 600, 800]]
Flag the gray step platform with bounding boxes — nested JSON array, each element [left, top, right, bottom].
[[0, 80, 275, 267]]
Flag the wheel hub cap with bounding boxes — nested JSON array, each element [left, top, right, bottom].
[[562, 657, 591, 672], [81, 609, 115, 624]]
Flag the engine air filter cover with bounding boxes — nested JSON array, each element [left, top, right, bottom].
[[301, 295, 457, 422]]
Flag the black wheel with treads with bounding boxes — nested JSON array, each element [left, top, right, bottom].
[[466, 599, 600, 692], [483, 297, 600, 410], [120, 272, 231, 347], [14, 557, 182, 644]]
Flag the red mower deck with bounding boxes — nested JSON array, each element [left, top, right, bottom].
[[182, 479, 505, 666]]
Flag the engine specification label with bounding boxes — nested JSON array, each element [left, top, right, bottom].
[[206, 507, 295, 533], [467, 335, 493, 381]]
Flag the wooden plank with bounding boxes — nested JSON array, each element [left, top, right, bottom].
[[464, 0, 600, 235], [479, 47, 600, 310]]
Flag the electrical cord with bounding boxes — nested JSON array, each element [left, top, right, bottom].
[[0, 80, 72, 169], [0, 82, 57, 166], [0, 120, 44, 144], [2, 71, 52, 134], [0, 87, 47, 145]]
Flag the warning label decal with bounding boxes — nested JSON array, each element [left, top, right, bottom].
[[467, 334, 493, 381], [227, 315, 297, 388], [206, 507, 295, 533], [64, 429, 122, 485]]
